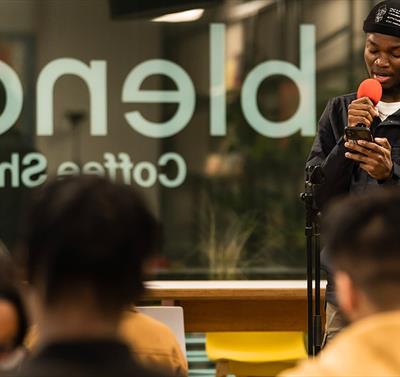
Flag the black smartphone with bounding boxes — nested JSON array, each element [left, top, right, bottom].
[[344, 126, 374, 142]]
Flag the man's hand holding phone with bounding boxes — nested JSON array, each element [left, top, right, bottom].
[[345, 138, 393, 180], [345, 97, 393, 180]]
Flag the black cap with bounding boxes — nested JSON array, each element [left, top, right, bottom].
[[364, 0, 400, 38]]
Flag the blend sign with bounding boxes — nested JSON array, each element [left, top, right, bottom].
[[0, 24, 316, 188]]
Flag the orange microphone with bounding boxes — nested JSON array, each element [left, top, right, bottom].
[[344, 79, 382, 141], [357, 78, 382, 106]]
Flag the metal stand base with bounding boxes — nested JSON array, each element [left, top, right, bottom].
[[301, 165, 324, 357]]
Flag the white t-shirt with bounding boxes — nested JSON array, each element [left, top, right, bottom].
[[376, 101, 400, 121]]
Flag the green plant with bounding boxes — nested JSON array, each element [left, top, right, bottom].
[[199, 200, 255, 279]]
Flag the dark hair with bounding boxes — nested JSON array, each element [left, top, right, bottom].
[[0, 246, 28, 348], [324, 188, 400, 308], [19, 176, 160, 315]]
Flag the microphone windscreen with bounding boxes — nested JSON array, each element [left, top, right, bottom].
[[356, 78, 382, 106]]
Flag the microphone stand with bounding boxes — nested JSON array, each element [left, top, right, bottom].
[[300, 165, 324, 356]]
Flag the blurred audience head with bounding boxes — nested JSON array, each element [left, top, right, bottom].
[[18, 176, 160, 340], [0, 244, 28, 371], [324, 188, 400, 322]]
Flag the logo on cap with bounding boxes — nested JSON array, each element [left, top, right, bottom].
[[375, 5, 387, 23]]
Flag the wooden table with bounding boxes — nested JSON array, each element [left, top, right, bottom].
[[144, 280, 326, 332]]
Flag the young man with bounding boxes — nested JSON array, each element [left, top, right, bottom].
[[307, 0, 400, 343], [15, 176, 175, 377], [281, 189, 400, 376]]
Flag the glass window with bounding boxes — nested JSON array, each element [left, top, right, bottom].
[[0, 0, 377, 279]]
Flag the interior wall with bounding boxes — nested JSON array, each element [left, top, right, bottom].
[[34, 0, 162, 213], [0, 0, 37, 33]]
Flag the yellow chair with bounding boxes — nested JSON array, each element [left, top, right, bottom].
[[206, 331, 307, 377]]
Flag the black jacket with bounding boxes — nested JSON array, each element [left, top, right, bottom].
[[306, 93, 400, 304], [13, 339, 175, 377]]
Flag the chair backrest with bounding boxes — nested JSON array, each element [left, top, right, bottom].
[[136, 306, 186, 357], [206, 331, 307, 362]]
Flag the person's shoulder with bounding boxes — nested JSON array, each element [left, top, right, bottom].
[[14, 339, 178, 377], [278, 359, 331, 377], [14, 358, 176, 377], [327, 92, 357, 109], [120, 311, 188, 376], [120, 311, 178, 344]]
